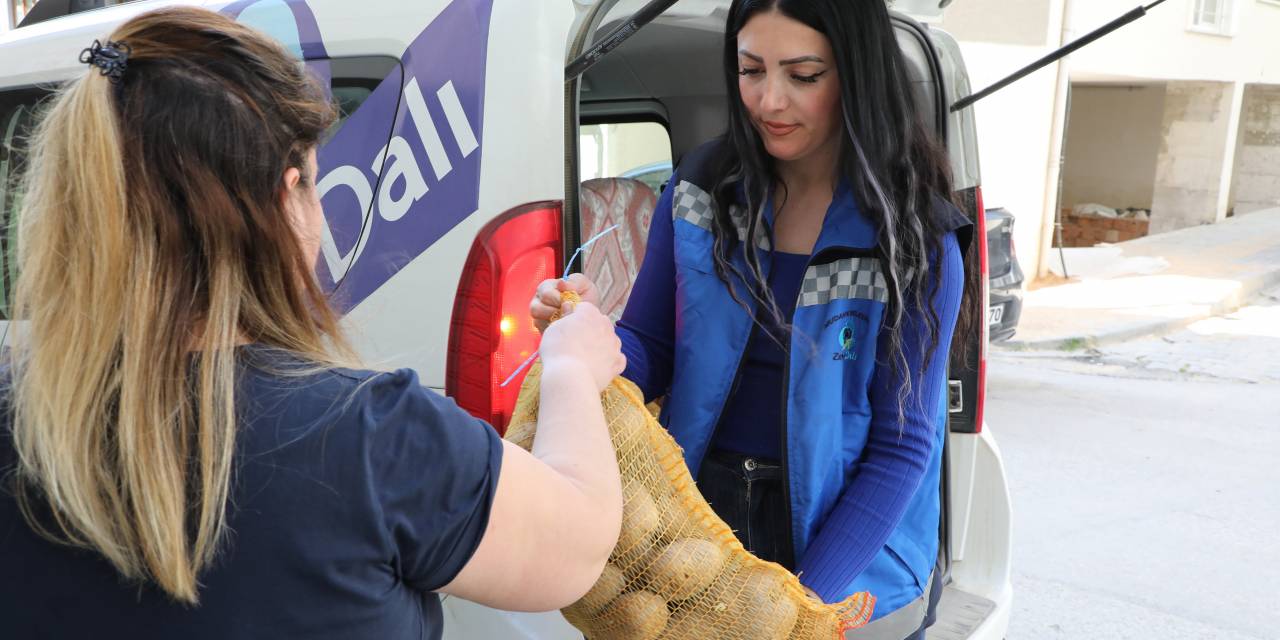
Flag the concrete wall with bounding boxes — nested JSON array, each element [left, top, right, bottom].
[[1231, 84, 1280, 215], [1150, 81, 1239, 234], [1062, 84, 1166, 210], [941, 0, 1064, 281]]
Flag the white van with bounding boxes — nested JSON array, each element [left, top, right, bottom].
[[0, 1, 1013, 638]]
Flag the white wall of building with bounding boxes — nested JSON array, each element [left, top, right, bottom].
[[941, 0, 1064, 281], [1062, 84, 1166, 210], [1069, 0, 1280, 85]]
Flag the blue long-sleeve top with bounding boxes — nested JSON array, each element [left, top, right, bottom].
[[615, 181, 964, 601]]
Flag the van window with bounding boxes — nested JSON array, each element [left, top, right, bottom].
[[322, 56, 401, 138], [577, 120, 672, 318], [580, 121, 673, 192]]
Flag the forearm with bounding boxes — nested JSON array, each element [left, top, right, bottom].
[[531, 360, 623, 565], [796, 422, 934, 601], [616, 323, 673, 402], [441, 363, 622, 610], [799, 233, 964, 601]]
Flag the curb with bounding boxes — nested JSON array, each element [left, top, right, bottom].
[[996, 267, 1280, 352]]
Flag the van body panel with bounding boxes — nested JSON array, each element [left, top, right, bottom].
[[341, 0, 573, 382], [0, 0, 208, 88]]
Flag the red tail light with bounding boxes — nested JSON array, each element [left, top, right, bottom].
[[447, 202, 563, 434], [975, 187, 988, 434]]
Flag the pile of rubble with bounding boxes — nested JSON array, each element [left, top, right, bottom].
[[1057, 203, 1152, 247]]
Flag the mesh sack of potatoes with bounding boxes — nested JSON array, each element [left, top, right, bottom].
[[505, 295, 875, 640]]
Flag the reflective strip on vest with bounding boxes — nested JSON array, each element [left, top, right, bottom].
[[843, 571, 933, 640]]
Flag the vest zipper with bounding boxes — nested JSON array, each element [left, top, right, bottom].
[[699, 317, 756, 472], [779, 338, 797, 569], [780, 244, 882, 573], [780, 246, 877, 570]]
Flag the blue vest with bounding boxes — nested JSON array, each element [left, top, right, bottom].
[[658, 141, 965, 620]]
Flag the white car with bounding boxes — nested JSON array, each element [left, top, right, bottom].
[[0, 1, 1012, 637]]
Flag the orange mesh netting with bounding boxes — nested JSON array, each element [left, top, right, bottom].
[[504, 293, 874, 640]]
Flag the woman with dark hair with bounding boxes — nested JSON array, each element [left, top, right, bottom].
[[0, 7, 625, 638], [533, 1, 974, 637]]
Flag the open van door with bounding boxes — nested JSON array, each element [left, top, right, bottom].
[[564, 3, 1012, 640]]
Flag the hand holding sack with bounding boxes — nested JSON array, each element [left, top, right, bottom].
[[505, 291, 875, 640]]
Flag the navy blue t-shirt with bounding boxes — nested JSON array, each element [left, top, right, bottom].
[[0, 345, 503, 639], [709, 250, 809, 460]]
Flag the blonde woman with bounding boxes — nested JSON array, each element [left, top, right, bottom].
[[0, 8, 623, 638]]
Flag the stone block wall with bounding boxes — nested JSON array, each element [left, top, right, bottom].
[[1150, 82, 1237, 235], [1230, 84, 1280, 216]]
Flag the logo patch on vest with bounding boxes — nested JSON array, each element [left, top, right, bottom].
[[825, 310, 868, 361], [834, 323, 857, 361]]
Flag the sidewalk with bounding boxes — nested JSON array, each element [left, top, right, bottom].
[[1002, 207, 1280, 351]]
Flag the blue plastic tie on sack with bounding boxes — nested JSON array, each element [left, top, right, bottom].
[[500, 224, 620, 388]]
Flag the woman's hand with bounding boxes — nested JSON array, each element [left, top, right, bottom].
[[530, 274, 602, 333], [538, 301, 624, 393]]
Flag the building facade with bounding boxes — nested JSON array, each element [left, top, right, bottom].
[[937, 0, 1280, 279]]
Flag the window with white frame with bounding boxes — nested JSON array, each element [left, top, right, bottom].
[[1191, 0, 1235, 34], [9, 0, 39, 29]]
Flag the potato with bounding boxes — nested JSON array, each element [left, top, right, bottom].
[[654, 490, 709, 542], [644, 538, 725, 600], [570, 564, 626, 618], [719, 567, 799, 640], [607, 403, 652, 452], [662, 607, 722, 639], [594, 590, 669, 640], [617, 482, 661, 554], [503, 416, 537, 452]]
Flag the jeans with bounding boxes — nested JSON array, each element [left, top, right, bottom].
[[696, 449, 795, 569], [698, 449, 941, 640]]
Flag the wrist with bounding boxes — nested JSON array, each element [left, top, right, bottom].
[[540, 356, 593, 382]]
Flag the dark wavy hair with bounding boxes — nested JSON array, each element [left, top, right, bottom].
[[710, 0, 974, 421]]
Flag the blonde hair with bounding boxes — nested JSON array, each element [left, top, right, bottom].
[[10, 7, 353, 603]]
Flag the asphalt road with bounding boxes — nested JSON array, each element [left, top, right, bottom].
[[989, 290, 1280, 639]]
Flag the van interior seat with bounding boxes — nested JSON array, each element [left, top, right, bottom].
[[579, 177, 658, 319]]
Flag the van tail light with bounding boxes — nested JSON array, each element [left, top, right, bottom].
[[974, 187, 988, 434], [447, 202, 564, 435], [950, 186, 987, 435]]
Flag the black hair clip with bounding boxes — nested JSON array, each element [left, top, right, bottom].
[[79, 39, 132, 84]]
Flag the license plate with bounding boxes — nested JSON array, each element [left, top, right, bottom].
[[988, 304, 1005, 327]]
